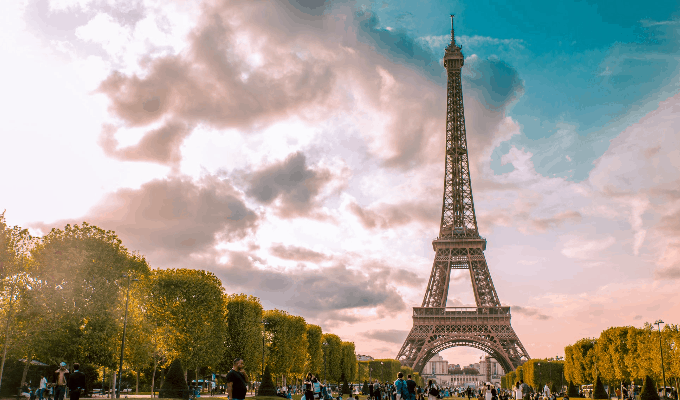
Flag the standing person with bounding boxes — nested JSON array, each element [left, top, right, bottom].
[[374, 380, 381, 400], [520, 382, 529, 400], [38, 376, 48, 400], [543, 385, 550, 400], [427, 380, 439, 400], [395, 373, 409, 400], [53, 362, 70, 400], [406, 375, 417, 400], [467, 388, 473, 400], [370, 382, 374, 400], [304, 373, 314, 400], [313, 377, 321, 400], [514, 383, 522, 400], [226, 358, 248, 400], [68, 364, 86, 400]]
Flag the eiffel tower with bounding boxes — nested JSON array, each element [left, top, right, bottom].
[[396, 16, 530, 376]]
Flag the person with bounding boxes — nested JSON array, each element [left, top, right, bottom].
[[395, 373, 409, 400], [514, 382, 522, 400], [467, 387, 473, 400], [53, 362, 70, 400], [313, 377, 321, 400], [406, 375, 417, 400], [226, 358, 248, 400], [38, 376, 48, 400], [305, 374, 314, 400], [374, 380, 381, 400], [370, 382, 374, 400], [543, 385, 551, 400], [427, 380, 438, 400], [68, 363, 86, 400], [491, 386, 498, 400], [485, 385, 493, 400], [520, 381, 529, 400]]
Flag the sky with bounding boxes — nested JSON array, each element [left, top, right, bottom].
[[1, 0, 680, 370]]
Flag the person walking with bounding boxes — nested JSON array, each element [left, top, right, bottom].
[[67, 364, 86, 400], [427, 380, 439, 400], [53, 362, 70, 400], [38, 376, 48, 400], [304, 374, 314, 400], [226, 358, 248, 400], [394, 373, 409, 400], [406, 375, 417, 400]]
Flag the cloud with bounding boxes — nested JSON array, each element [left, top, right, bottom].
[[511, 305, 551, 320], [241, 152, 336, 218], [347, 199, 438, 230], [462, 55, 525, 111], [270, 243, 329, 263], [561, 236, 616, 260], [216, 251, 408, 322], [32, 174, 258, 262], [98, 121, 192, 166], [361, 329, 409, 344]]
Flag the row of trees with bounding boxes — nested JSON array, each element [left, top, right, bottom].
[[501, 324, 680, 395], [357, 360, 424, 386], [500, 359, 564, 391], [0, 215, 382, 395]]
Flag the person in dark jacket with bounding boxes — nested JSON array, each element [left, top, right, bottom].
[[67, 363, 86, 400]]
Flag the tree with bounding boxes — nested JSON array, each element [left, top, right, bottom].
[[569, 339, 597, 385], [263, 310, 307, 386], [640, 375, 660, 400], [160, 358, 189, 399], [306, 325, 323, 377], [341, 342, 357, 383], [593, 376, 608, 399], [258, 365, 276, 396], [567, 381, 579, 397], [146, 269, 226, 380], [322, 334, 342, 383], [224, 294, 264, 378]]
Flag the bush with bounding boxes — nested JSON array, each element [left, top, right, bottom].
[[340, 373, 350, 395], [551, 383, 558, 395], [258, 365, 276, 396], [567, 382, 579, 397], [640, 375, 660, 400], [159, 359, 189, 399], [593, 376, 608, 400]]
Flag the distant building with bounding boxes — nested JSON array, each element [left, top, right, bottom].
[[421, 353, 504, 388], [356, 354, 374, 361]]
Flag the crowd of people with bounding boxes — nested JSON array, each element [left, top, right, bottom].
[[19, 363, 86, 400]]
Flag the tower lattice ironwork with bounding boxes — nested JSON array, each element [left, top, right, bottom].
[[396, 15, 530, 375]]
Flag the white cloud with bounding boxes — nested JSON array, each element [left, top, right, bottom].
[[561, 236, 616, 260]]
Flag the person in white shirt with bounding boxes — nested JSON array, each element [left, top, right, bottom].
[[543, 385, 551, 400], [39, 376, 48, 400], [514, 382, 522, 400]]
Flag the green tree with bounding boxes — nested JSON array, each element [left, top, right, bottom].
[[147, 269, 226, 380], [263, 309, 307, 385], [160, 358, 188, 399], [322, 334, 343, 384], [0, 213, 35, 392], [640, 375, 659, 400], [593, 376, 608, 399], [224, 294, 264, 378], [341, 342, 357, 383], [569, 339, 597, 385], [306, 325, 323, 377], [258, 365, 276, 396]]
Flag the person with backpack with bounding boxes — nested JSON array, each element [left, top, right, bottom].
[[394, 373, 409, 400], [427, 381, 439, 400]]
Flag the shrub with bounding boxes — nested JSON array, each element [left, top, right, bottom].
[[362, 381, 369, 395], [640, 375, 660, 400], [160, 359, 189, 399], [567, 381, 579, 397], [258, 365, 276, 396], [593, 376, 608, 400]]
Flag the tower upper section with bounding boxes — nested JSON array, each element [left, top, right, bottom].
[[444, 15, 464, 70]]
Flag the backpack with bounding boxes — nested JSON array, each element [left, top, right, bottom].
[[429, 387, 439, 397]]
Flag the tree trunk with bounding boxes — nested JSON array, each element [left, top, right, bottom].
[[136, 371, 139, 395], [0, 293, 15, 393], [20, 357, 31, 387], [111, 371, 116, 399], [196, 367, 199, 393], [151, 356, 158, 398]]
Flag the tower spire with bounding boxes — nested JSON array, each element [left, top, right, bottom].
[[450, 14, 455, 45]]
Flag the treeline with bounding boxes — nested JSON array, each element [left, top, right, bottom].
[[501, 325, 680, 393], [0, 217, 406, 394]]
